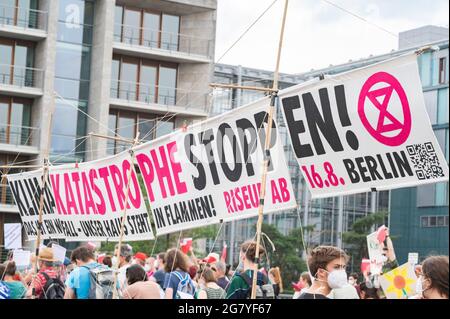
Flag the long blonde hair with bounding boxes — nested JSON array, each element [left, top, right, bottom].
[[269, 267, 283, 293]]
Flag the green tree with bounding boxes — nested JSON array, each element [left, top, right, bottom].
[[342, 211, 388, 272], [259, 223, 311, 293]]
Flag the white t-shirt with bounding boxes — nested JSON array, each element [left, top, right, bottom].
[[328, 284, 360, 299], [118, 264, 131, 290]]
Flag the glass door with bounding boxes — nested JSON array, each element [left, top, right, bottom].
[[158, 66, 177, 105], [0, 43, 13, 85], [123, 8, 141, 45], [119, 58, 138, 100], [0, 99, 9, 144], [143, 11, 160, 48], [139, 63, 157, 103]]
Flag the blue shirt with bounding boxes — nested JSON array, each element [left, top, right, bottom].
[[163, 271, 194, 299], [65, 262, 100, 299]]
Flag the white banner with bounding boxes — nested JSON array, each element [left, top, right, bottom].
[[47, 151, 154, 241], [280, 53, 449, 198], [134, 100, 297, 235], [7, 170, 65, 240]]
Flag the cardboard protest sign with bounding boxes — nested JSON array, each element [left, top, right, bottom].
[[13, 250, 31, 267], [6, 170, 65, 240], [408, 252, 419, 265], [4, 223, 22, 249], [134, 100, 296, 235], [280, 53, 449, 198], [52, 244, 67, 263], [48, 151, 154, 241], [366, 230, 384, 274], [379, 263, 418, 299]]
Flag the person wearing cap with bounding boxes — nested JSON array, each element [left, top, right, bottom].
[[203, 253, 220, 266], [133, 252, 147, 267], [26, 247, 60, 298]]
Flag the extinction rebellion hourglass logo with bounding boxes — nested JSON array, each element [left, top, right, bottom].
[[358, 72, 412, 147]]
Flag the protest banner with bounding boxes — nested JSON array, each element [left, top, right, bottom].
[[379, 263, 418, 299], [134, 100, 297, 235], [48, 151, 154, 241], [4, 223, 22, 249], [6, 170, 65, 240], [280, 53, 449, 198]]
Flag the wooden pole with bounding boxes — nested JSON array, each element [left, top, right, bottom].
[[112, 131, 140, 299], [88, 132, 135, 144], [209, 83, 278, 93], [251, 0, 289, 300], [0, 165, 44, 169], [31, 103, 55, 299]]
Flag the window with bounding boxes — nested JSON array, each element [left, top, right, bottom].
[[439, 57, 447, 84], [114, 5, 180, 52], [111, 56, 178, 105], [0, 0, 39, 29], [122, 8, 141, 45], [419, 52, 432, 87], [421, 215, 450, 228], [0, 96, 32, 145], [55, 42, 91, 81], [108, 110, 175, 154], [437, 88, 448, 125], [161, 14, 180, 51], [0, 39, 35, 87], [143, 12, 160, 48], [417, 183, 436, 207]]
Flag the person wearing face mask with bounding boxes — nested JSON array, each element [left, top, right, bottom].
[[298, 246, 349, 299], [415, 256, 449, 299]]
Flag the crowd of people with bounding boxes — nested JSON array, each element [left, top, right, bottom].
[[0, 236, 448, 300]]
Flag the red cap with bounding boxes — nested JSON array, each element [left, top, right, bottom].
[[134, 252, 147, 261]]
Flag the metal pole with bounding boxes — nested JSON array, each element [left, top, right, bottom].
[[112, 132, 140, 299], [251, 0, 289, 300]]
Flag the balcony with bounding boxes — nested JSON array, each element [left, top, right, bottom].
[[0, 64, 44, 97], [0, 124, 40, 155], [110, 79, 209, 117], [0, 184, 18, 214], [0, 4, 47, 41], [113, 24, 213, 64]]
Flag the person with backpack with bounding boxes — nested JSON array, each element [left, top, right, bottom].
[[163, 248, 196, 299], [26, 247, 65, 299], [226, 241, 274, 299], [64, 246, 114, 299]]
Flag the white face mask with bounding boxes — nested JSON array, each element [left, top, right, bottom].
[[144, 265, 151, 272], [327, 269, 348, 289], [112, 256, 118, 267]]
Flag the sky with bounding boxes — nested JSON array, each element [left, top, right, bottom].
[[215, 0, 449, 74]]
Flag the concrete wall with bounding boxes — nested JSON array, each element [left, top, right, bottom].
[[86, 0, 115, 161], [32, 0, 58, 164]]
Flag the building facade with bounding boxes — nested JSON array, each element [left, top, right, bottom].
[[0, 0, 217, 254], [212, 27, 448, 267]]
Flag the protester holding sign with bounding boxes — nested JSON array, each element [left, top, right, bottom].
[[115, 244, 133, 291], [298, 246, 348, 299]]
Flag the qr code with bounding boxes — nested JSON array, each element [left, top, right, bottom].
[[406, 142, 445, 180]]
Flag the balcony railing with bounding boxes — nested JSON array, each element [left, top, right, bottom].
[[110, 79, 209, 113], [0, 124, 39, 148], [114, 24, 213, 58], [0, 184, 15, 206], [0, 64, 44, 89], [0, 4, 47, 31]]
